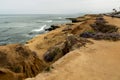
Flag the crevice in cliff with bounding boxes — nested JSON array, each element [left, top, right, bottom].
[[0, 44, 47, 80], [43, 35, 93, 63]]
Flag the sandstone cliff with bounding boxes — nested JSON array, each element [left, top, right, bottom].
[[0, 14, 120, 80], [25, 15, 120, 80]]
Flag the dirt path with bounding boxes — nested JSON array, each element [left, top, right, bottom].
[[26, 40, 120, 80]]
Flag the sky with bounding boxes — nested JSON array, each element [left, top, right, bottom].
[[0, 0, 120, 14]]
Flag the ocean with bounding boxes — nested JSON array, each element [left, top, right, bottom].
[[0, 14, 82, 45]]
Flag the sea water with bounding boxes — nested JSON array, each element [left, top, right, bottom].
[[0, 14, 82, 45]]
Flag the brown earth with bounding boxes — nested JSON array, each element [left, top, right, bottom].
[[0, 44, 46, 80], [25, 15, 96, 61], [25, 15, 120, 80], [26, 39, 120, 80], [0, 14, 120, 80], [0, 68, 23, 80]]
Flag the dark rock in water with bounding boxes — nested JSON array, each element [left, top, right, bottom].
[[66, 18, 78, 23], [4, 21, 10, 23], [28, 32, 34, 35], [66, 23, 74, 26], [45, 25, 60, 31], [45, 28, 53, 31], [51, 25, 60, 28], [66, 18, 88, 23], [43, 35, 92, 62]]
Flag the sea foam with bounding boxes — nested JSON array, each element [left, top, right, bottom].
[[36, 20, 53, 23], [32, 25, 47, 32]]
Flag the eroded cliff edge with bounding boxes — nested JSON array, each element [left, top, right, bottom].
[[0, 14, 120, 80]]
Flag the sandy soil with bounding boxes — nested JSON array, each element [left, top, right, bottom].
[[25, 15, 95, 60], [25, 15, 120, 80], [26, 40, 120, 80]]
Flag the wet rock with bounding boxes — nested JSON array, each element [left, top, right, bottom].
[[45, 25, 60, 31], [66, 18, 88, 23], [66, 23, 74, 26], [28, 32, 34, 35], [66, 18, 78, 23]]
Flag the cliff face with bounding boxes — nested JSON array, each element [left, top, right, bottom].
[[25, 15, 120, 80], [0, 68, 23, 80], [0, 44, 46, 79], [0, 14, 95, 80], [25, 15, 95, 61], [43, 35, 93, 63], [0, 14, 120, 80], [26, 40, 120, 80]]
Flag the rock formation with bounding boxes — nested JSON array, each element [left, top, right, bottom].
[[43, 35, 93, 63], [0, 14, 120, 80], [0, 68, 23, 80], [45, 25, 60, 31], [0, 44, 46, 79]]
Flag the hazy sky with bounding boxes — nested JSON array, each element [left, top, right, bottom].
[[0, 0, 120, 14]]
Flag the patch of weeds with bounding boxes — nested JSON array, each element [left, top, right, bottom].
[[13, 66, 21, 73], [44, 66, 54, 72], [86, 30, 95, 33]]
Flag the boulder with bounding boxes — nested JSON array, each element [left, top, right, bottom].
[[45, 25, 60, 31], [66, 18, 88, 23]]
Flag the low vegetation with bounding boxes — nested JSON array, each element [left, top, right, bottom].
[[80, 16, 120, 41]]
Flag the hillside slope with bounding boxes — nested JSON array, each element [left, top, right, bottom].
[[26, 40, 120, 80], [26, 15, 120, 80]]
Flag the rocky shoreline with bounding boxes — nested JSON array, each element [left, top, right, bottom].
[[0, 14, 120, 80]]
